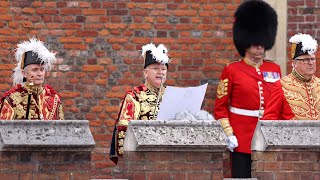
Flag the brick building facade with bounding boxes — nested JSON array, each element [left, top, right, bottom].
[[0, 0, 319, 179]]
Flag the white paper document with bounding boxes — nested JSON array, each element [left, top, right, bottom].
[[156, 83, 208, 120]]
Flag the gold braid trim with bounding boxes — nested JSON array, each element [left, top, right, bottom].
[[49, 94, 59, 120], [219, 118, 234, 136], [217, 79, 228, 99], [118, 131, 125, 138], [244, 57, 263, 68], [118, 147, 124, 155], [117, 120, 129, 126], [292, 69, 310, 82]]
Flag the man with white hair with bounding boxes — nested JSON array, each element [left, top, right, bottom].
[[0, 37, 64, 120], [263, 33, 320, 120]]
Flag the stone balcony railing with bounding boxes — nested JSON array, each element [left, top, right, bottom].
[[251, 120, 320, 180], [113, 120, 228, 180], [112, 120, 320, 180], [0, 120, 95, 180]]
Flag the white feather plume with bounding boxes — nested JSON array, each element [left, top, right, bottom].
[[141, 43, 156, 59], [289, 33, 318, 55], [12, 37, 57, 86], [141, 43, 170, 64], [154, 44, 170, 64]]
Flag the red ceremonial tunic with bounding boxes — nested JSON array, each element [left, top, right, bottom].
[[214, 59, 281, 154], [0, 84, 64, 120], [263, 70, 320, 120], [110, 82, 165, 164]]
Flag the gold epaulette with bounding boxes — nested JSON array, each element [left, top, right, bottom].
[[225, 59, 242, 67], [264, 59, 278, 64]]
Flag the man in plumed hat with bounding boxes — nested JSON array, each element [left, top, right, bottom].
[[214, 0, 281, 178], [0, 37, 64, 120], [263, 33, 320, 120], [110, 43, 170, 164]]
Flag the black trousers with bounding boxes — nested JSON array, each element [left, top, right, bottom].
[[231, 151, 252, 178]]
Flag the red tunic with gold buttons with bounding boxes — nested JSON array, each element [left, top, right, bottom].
[[263, 70, 320, 120], [214, 59, 281, 154]]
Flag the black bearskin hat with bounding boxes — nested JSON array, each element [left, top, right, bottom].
[[233, 0, 278, 57]]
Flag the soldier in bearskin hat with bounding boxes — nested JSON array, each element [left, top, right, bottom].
[[263, 33, 320, 120], [109, 43, 170, 164], [214, 0, 281, 178], [0, 37, 64, 120]]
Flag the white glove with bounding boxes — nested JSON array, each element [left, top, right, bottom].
[[225, 135, 238, 152]]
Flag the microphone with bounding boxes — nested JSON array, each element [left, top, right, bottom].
[[153, 74, 165, 120], [26, 76, 34, 120], [29, 76, 34, 86]]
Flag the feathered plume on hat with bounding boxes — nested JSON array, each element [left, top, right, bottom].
[[141, 43, 170, 69], [289, 33, 318, 59], [12, 37, 57, 86], [233, 0, 278, 57]]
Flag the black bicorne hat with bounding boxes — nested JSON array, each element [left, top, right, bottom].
[[22, 51, 43, 69], [21, 51, 43, 82], [292, 43, 307, 60], [233, 0, 278, 57], [289, 33, 318, 60], [142, 43, 170, 69]]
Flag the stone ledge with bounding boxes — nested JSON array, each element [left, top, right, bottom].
[[0, 120, 95, 151], [124, 120, 226, 152], [252, 120, 320, 151]]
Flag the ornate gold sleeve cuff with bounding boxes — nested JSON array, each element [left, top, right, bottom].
[[219, 118, 234, 136], [118, 139, 124, 147], [118, 131, 126, 139], [118, 147, 124, 155]]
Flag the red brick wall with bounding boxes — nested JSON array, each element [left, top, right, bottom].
[[3, 0, 320, 179], [287, 0, 320, 75], [0, 151, 91, 180], [0, 1, 241, 178], [252, 151, 320, 179], [115, 151, 226, 180]]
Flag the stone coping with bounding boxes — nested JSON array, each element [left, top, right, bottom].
[[0, 120, 95, 151], [252, 120, 320, 151], [124, 120, 227, 152]]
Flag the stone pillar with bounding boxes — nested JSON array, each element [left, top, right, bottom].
[[264, 0, 288, 75], [113, 120, 228, 180], [252, 120, 320, 179], [0, 120, 95, 180]]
